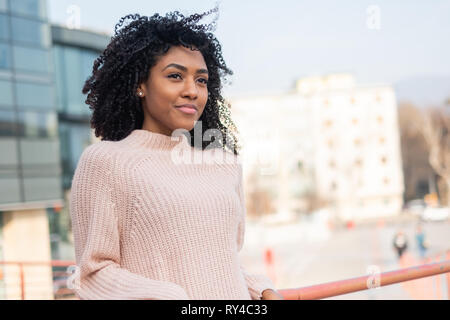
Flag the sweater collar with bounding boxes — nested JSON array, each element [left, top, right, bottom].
[[122, 129, 191, 151]]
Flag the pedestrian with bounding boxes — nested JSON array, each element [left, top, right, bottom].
[[392, 230, 408, 259], [70, 7, 283, 300], [415, 224, 428, 259]]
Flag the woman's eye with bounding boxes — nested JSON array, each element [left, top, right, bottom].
[[168, 73, 207, 84], [168, 73, 182, 79]]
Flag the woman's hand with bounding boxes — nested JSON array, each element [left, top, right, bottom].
[[261, 289, 284, 300]]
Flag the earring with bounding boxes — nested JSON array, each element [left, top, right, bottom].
[[137, 91, 143, 97]]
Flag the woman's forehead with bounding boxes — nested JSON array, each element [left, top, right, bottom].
[[156, 45, 207, 70]]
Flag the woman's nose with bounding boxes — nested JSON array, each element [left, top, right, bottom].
[[181, 78, 198, 99]]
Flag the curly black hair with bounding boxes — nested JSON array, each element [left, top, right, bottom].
[[82, 6, 241, 155]]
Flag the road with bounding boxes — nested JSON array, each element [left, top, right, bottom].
[[240, 214, 450, 299]]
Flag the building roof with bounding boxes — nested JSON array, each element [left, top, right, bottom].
[[51, 24, 110, 52]]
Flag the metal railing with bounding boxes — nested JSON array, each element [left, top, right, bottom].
[[0, 260, 77, 300], [0, 251, 449, 300], [279, 251, 450, 299]]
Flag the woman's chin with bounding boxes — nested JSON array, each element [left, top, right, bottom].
[[170, 123, 195, 135]]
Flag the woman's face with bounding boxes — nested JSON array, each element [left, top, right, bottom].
[[138, 45, 209, 136]]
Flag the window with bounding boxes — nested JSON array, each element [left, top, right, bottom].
[[52, 46, 64, 111], [0, 42, 11, 69], [357, 178, 364, 187], [81, 50, 98, 79], [10, 0, 47, 20], [63, 47, 83, 115], [23, 177, 62, 202], [13, 45, 51, 73], [354, 158, 363, 167], [53, 46, 96, 115], [0, 79, 13, 107], [0, 0, 7, 12], [0, 138, 18, 165], [53, 46, 99, 115], [59, 122, 92, 189], [329, 159, 336, 168], [377, 115, 384, 124], [11, 16, 50, 47], [0, 177, 21, 203], [17, 110, 57, 138], [0, 14, 9, 40], [327, 139, 334, 148], [0, 110, 16, 136], [20, 139, 60, 165], [331, 181, 337, 191], [16, 82, 54, 110], [324, 119, 333, 128]]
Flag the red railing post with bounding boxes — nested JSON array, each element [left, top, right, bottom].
[[447, 251, 450, 299], [18, 262, 25, 300], [264, 247, 276, 285], [435, 255, 442, 300]]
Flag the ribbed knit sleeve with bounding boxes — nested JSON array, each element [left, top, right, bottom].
[[236, 163, 277, 300], [69, 144, 189, 300]]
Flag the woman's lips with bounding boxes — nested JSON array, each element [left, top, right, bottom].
[[176, 106, 197, 115]]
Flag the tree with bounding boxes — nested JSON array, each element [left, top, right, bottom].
[[397, 102, 434, 201], [420, 104, 450, 206], [246, 168, 277, 217]]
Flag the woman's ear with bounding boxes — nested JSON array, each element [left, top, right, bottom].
[[137, 85, 145, 97]]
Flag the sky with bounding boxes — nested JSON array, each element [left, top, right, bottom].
[[46, 0, 450, 99]]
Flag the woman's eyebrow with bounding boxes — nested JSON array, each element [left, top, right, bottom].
[[162, 63, 208, 75]]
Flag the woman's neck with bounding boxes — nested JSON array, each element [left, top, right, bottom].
[[121, 129, 191, 151]]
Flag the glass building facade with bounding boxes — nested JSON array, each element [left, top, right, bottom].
[[49, 25, 109, 259], [0, 0, 109, 265], [51, 25, 109, 190], [0, 0, 61, 209]]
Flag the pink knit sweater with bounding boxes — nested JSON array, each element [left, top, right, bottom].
[[69, 129, 276, 300]]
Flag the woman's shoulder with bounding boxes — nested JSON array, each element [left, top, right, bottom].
[[78, 140, 116, 163], [76, 139, 146, 177], [75, 140, 128, 176]]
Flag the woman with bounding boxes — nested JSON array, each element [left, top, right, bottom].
[[70, 7, 284, 300]]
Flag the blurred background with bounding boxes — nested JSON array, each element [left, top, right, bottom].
[[0, 0, 449, 299]]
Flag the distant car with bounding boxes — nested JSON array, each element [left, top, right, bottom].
[[420, 206, 450, 222], [405, 199, 427, 216]]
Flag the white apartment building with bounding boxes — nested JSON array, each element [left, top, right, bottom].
[[230, 74, 404, 223]]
